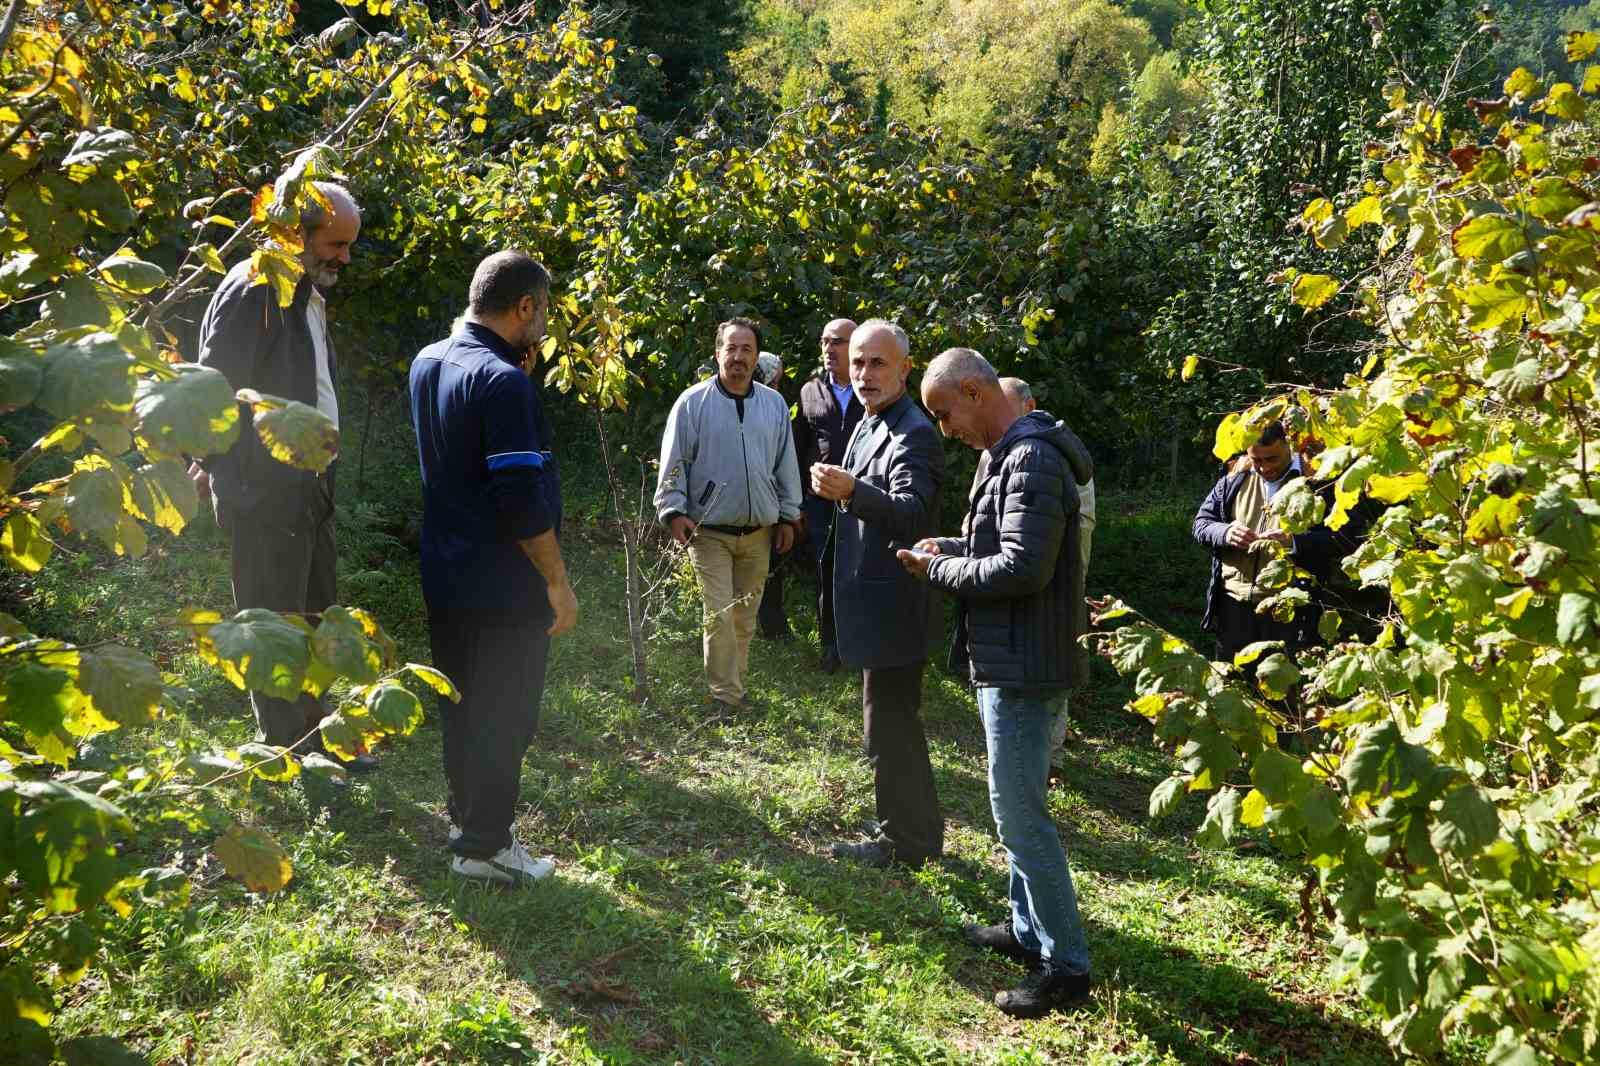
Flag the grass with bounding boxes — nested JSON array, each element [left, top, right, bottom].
[[5, 395, 1423, 1064]]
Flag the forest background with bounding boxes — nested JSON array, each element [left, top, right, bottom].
[[3, 0, 1600, 1063]]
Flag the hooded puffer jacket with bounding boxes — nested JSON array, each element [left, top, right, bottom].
[[926, 411, 1094, 689]]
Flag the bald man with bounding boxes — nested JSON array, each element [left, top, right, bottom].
[[1000, 377, 1096, 775], [813, 320, 945, 868], [794, 317, 863, 672], [899, 348, 1095, 1017], [196, 182, 374, 774]]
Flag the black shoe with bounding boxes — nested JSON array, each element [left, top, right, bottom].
[[336, 753, 380, 774], [994, 960, 1091, 1018], [962, 919, 1041, 965], [830, 838, 894, 868], [819, 653, 841, 674]]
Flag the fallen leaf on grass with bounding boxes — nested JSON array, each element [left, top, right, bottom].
[[576, 978, 639, 1004]]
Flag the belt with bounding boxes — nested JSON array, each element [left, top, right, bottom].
[[702, 523, 764, 536]]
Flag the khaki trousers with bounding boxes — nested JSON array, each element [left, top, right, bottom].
[[688, 526, 772, 704]]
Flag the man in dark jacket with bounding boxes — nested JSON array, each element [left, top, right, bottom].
[[811, 320, 946, 868], [898, 347, 1093, 1019], [195, 182, 374, 769], [410, 251, 578, 886], [1191, 420, 1365, 662], [793, 317, 863, 672]]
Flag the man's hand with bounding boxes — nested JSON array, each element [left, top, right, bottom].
[[669, 514, 698, 546], [187, 460, 211, 501], [546, 577, 578, 636], [1256, 529, 1293, 548], [1224, 522, 1257, 549], [896, 548, 933, 579], [810, 463, 855, 503], [774, 523, 796, 554], [912, 538, 942, 555]]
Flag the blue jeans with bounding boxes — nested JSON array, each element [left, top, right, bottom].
[[977, 685, 1091, 976]]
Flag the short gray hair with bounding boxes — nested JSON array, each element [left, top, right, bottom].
[[855, 318, 910, 360], [999, 377, 1032, 405], [925, 347, 1000, 392], [301, 181, 361, 231]]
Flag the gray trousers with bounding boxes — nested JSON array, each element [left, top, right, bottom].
[[220, 480, 337, 752]]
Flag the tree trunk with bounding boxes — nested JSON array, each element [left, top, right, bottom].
[[593, 406, 648, 702]]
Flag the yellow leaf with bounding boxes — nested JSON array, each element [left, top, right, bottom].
[[471, 117, 487, 134], [1212, 411, 1247, 461], [1292, 273, 1340, 309], [1345, 195, 1383, 228], [1181, 355, 1199, 382], [1129, 693, 1165, 718], [215, 824, 293, 892], [1367, 472, 1427, 503], [259, 95, 275, 112], [1301, 198, 1333, 224], [1568, 30, 1600, 62], [1505, 67, 1542, 100], [1585, 65, 1600, 95], [1240, 788, 1268, 828], [1495, 587, 1534, 619]]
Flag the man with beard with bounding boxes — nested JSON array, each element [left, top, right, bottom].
[[656, 317, 802, 713], [813, 320, 946, 869], [409, 250, 578, 885], [195, 181, 377, 772]]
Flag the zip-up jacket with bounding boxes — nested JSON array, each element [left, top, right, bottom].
[[794, 368, 863, 495], [926, 412, 1094, 689], [654, 376, 802, 529]]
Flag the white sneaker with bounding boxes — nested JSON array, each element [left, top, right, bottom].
[[449, 839, 554, 886], [447, 824, 462, 845]]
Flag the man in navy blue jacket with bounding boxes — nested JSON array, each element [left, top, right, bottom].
[[409, 251, 577, 887]]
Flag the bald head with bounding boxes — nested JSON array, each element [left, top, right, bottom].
[[820, 317, 857, 383], [920, 348, 1013, 450], [999, 377, 1035, 419]]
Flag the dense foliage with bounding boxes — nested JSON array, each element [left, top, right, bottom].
[[1098, 38, 1600, 1064]]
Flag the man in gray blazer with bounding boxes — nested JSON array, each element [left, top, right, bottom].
[[811, 320, 946, 867]]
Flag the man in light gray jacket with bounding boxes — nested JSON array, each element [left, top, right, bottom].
[[656, 318, 803, 711]]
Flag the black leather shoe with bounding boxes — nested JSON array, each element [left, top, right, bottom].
[[994, 960, 1091, 1018], [830, 839, 893, 868], [962, 919, 1040, 965], [335, 753, 380, 774], [819, 653, 841, 674]]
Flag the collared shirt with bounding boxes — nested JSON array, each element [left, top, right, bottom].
[[829, 372, 853, 416], [306, 286, 339, 429], [409, 322, 561, 619], [1262, 456, 1303, 502]]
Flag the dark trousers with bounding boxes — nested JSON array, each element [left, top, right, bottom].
[[805, 496, 838, 657], [429, 614, 551, 860], [863, 661, 943, 862], [1213, 593, 1302, 663], [223, 489, 336, 752], [757, 546, 788, 638]]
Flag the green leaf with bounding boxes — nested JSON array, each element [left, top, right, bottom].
[[1360, 938, 1419, 1014], [97, 257, 166, 294], [215, 823, 292, 892], [60, 128, 141, 172], [235, 742, 300, 783], [0, 338, 43, 413], [1430, 786, 1499, 854], [1463, 280, 1533, 329], [64, 463, 126, 550], [244, 394, 339, 474], [1557, 592, 1598, 645], [1453, 215, 1528, 261], [1149, 775, 1184, 819], [1485, 1027, 1542, 1066], [1250, 747, 1308, 804], [127, 459, 198, 535], [365, 684, 423, 736], [1541, 82, 1586, 121], [184, 753, 242, 784], [43, 274, 114, 329], [311, 607, 382, 685], [316, 711, 366, 762], [60, 1035, 149, 1066], [1195, 788, 1241, 848], [132, 365, 239, 459], [37, 332, 135, 419], [1232, 641, 1281, 668], [1343, 721, 1401, 798], [1255, 653, 1301, 700], [1528, 177, 1587, 221], [205, 608, 311, 700], [77, 645, 163, 727]]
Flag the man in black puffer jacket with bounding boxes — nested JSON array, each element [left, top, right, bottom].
[[897, 347, 1093, 1019]]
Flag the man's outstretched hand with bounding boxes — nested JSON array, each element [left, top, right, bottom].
[[896, 548, 933, 579]]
